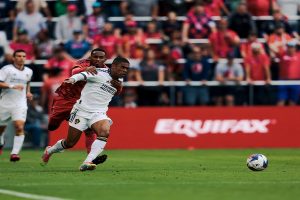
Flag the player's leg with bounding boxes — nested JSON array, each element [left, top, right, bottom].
[[10, 120, 25, 161], [0, 126, 6, 155], [83, 129, 97, 154], [82, 119, 111, 165]]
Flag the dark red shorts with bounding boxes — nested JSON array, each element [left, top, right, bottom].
[[49, 95, 77, 129]]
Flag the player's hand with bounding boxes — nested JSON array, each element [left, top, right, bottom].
[[26, 92, 33, 101], [86, 66, 97, 75], [110, 79, 122, 95], [64, 78, 76, 84], [13, 85, 24, 91]]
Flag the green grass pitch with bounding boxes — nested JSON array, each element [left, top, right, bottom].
[[0, 149, 300, 200]]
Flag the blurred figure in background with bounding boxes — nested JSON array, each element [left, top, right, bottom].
[[13, 0, 47, 40], [34, 30, 54, 59], [93, 23, 122, 59], [214, 52, 244, 106], [121, 0, 158, 18], [54, 0, 68, 17], [0, 31, 13, 66], [25, 95, 45, 148], [55, 4, 83, 42], [277, 40, 300, 106], [16, 0, 51, 19], [182, 3, 215, 42], [162, 12, 181, 40], [203, 0, 230, 17], [228, 3, 256, 39], [209, 18, 240, 60], [43, 47, 73, 80], [136, 49, 165, 106], [240, 32, 265, 58], [244, 43, 272, 105], [183, 46, 210, 106], [64, 30, 91, 59], [83, 2, 107, 39], [10, 29, 36, 60]]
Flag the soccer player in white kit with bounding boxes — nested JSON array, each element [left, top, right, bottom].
[[42, 57, 129, 171], [0, 49, 33, 161]]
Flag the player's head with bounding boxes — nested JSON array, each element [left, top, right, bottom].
[[110, 56, 130, 79], [90, 48, 107, 67], [13, 49, 27, 66]]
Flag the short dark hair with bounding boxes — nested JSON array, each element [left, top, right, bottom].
[[91, 48, 106, 56], [112, 56, 130, 64], [13, 49, 26, 57]]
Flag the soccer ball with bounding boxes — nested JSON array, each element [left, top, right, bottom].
[[246, 154, 268, 171]]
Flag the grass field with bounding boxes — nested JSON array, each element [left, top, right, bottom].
[[0, 149, 300, 200]]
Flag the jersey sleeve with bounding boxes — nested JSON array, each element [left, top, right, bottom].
[[71, 72, 98, 82]]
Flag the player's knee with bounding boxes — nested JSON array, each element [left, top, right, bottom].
[[96, 125, 110, 138], [14, 124, 24, 134]]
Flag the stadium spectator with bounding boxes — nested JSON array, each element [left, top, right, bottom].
[[263, 10, 296, 37], [54, 0, 68, 17], [93, 23, 121, 59], [244, 43, 272, 105], [135, 49, 165, 106], [159, 0, 187, 16], [240, 32, 266, 58], [35, 30, 54, 59], [145, 21, 162, 54], [118, 13, 137, 34], [64, 30, 91, 59], [215, 52, 244, 106], [13, 0, 47, 40], [121, 0, 158, 18], [121, 23, 147, 59], [183, 46, 210, 105], [162, 12, 181, 40], [16, 0, 51, 19], [0, 31, 13, 66], [10, 29, 36, 60], [123, 89, 138, 108], [25, 95, 45, 148], [44, 47, 73, 80], [277, 40, 300, 106], [55, 4, 83, 42], [83, 2, 107, 39], [0, 0, 15, 19], [203, 0, 230, 16], [182, 3, 215, 42], [209, 18, 240, 59], [228, 3, 256, 39], [268, 23, 293, 57], [246, 0, 278, 16], [225, 0, 242, 12]]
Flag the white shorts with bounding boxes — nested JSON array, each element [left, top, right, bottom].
[[68, 108, 113, 131], [0, 106, 27, 126]]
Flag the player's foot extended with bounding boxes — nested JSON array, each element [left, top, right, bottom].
[[41, 146, 52, 165], [10, 154, 20, 162], [79, 162, 96, 171], [92, 154, 108, 165]]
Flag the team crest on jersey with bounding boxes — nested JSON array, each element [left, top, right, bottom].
[[75, 119, 80, 124]]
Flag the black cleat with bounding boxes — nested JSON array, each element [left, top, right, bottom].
[[92, 154, 108, 165]]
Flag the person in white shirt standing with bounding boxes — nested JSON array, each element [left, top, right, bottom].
[[0, 49, 33, 161], [42, 57, 129, 171]]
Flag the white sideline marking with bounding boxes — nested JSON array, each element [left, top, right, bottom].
[[0, 189, 71, 200]]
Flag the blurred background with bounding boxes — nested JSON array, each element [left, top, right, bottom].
[[1, 0, 300, 149]]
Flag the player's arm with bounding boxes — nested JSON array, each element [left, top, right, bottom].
[[72, 66, 97, 75], [0, 69, 24, 90], [26, 82, 33, 100], [64, 72, 95, 84], [110, 79, 123, 95]]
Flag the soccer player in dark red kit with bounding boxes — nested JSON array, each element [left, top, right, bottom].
[[48, 48, 122, 164]]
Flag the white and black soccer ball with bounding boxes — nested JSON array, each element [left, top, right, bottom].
[[246, 154, 268, 171]]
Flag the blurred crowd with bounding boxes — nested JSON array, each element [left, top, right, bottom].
[[1, 0, 300, 115]]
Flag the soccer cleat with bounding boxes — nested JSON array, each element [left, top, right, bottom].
[[10, 154, 20, 162], [92, 154, 108, 165], [79, 162, 96, 171], [41, 146, 52, 165]]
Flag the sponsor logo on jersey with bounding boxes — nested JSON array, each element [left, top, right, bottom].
[[154, 119, 274, 138], [100, 83, 116, 95], [75, 119, 80, 124]]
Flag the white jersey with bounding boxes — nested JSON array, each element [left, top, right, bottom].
[[71, 68, 121, 113], [0, 64, 33, 108]]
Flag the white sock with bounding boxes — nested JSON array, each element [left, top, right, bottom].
[[11, 135, 25, 155], [0, 134, 4, 146], [84, 139, 106, 163], [47, 139, 65, 155]]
